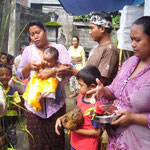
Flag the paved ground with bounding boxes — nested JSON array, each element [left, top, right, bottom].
[[15, 84, 76, 150]]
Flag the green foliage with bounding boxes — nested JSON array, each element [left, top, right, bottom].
[[114, 38, 119, 46], [15, 24, 27, 42], [109, 11, 121, 28], [0, 81, 3, 87], [44, 21, 62, 26], [74, 15, 89, 22], [112, 14, 120, 26], [17, 119, 35, 142], [73, 11, 121, 28]]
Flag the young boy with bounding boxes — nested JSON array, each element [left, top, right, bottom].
[[0, 52, 7, 64], [55, 65, 102, 150], [0, 63, 21, 148], [7, 54, 16, 74], [24, 46, 63, 112]]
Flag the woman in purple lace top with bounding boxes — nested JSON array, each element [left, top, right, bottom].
[[17, 21, 71, 150], [88, 16, 150, 150]]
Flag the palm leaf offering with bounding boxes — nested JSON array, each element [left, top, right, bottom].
[[85, 103, 121, 124]]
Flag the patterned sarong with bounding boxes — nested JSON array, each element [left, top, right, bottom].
[[25, 105, 66, 150]]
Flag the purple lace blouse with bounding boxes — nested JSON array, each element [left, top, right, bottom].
[[17, 43, 71, 119], [106, 56, 150, 150]]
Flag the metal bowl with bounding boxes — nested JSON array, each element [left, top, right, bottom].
[[94, 114, 121, 124]]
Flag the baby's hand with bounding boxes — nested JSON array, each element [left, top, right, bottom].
[[30, 60, 44, 71]]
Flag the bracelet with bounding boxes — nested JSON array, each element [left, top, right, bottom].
[[147, 114, 150, 128]]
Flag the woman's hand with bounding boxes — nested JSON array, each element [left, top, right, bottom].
[[30, 60, 43, 71], [86, 78, 105, 100], [55, 117, 63, 135], [111, 110, 148, 127], [111, 110, 134, 126]]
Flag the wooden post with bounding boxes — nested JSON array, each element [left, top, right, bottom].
[[119, 49, 123, 66], [66, 13, 70, 49], [126, 50, 130, 58]]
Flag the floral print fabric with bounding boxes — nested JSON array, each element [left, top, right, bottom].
[[106, 56, 150, 150]]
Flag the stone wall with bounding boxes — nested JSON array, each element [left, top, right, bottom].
[[2, 1, 117, 57], [42, 5, 73, 49], [42, 5, 97, 53], [27, 1, 101, 55], [72, 22, 118, 57], [15, 4, 50, 55], [72, 22, 97, 50], [8, 3, 58, 56]]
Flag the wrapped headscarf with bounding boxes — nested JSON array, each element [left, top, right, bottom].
[[89, 12, 112, 29]]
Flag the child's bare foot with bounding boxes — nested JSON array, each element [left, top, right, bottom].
[[69, 92, 77, 98]]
